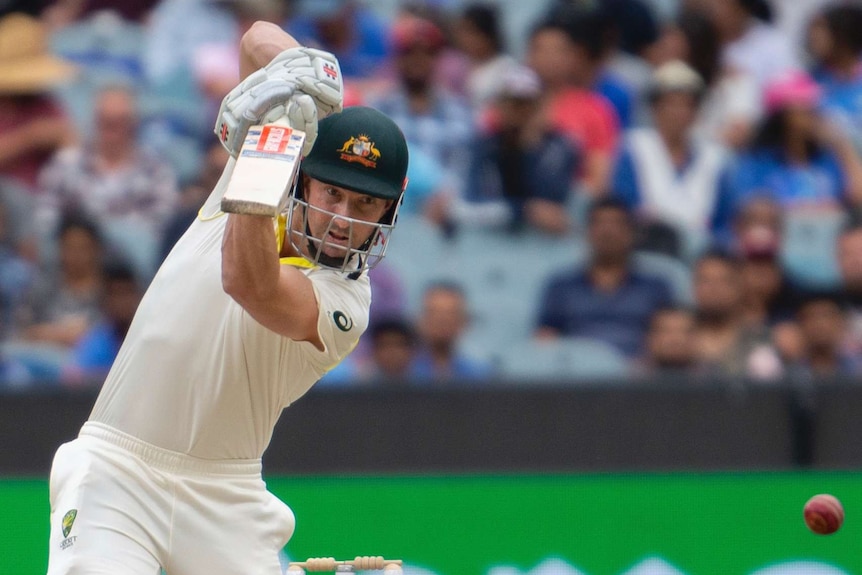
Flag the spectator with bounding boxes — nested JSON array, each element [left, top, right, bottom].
[[807, 4, 862, 152], [0, 13, 77, 192], [365, 317, 418, 384], [733, 197, 803, 326], [63, 260, 142, 386], [19, 212, 104, 347], [704, 0, 800, 92], [732, 197, 806, 362], [457, 65, 577, 235], [412, 282, 492, 382], [37, 84, 178, 273], [692, 250, 784, 380], [791, 292, 862, 378], [370, 15, 474, 193], [535, 198, 674, 358], [526, 10, 620, 195], [639, 306, 699, 375], [612, 60, 733, 250], [728, 71, 862, 216], [452, 4, 519, 115]]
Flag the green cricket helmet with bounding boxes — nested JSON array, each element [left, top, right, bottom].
[[286, 106, 409, 274]]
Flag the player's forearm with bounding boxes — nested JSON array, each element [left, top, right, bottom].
[[239, 21, 302, 80], [222, 214, 280, 303]]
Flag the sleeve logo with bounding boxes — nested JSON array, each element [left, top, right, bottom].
[[333, 311, 354, 332]]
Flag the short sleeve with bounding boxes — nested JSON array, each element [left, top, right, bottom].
[[306, 272, 371, 372]]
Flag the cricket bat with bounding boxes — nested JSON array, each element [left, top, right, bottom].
[[220, 119, 306, 217]]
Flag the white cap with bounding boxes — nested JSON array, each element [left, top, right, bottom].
[[649, 60, 704, 96]]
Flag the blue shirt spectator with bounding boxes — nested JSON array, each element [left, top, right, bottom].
[[536, 198, 674, 358], [611, 61, 736, 252], [537, 268, 673, 358], [612, 135, 736, 238]]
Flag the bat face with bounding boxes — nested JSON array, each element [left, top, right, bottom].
[[221, 123, 306, 217]]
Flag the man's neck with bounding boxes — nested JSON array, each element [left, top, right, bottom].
[[828, 53, 860, 81], [96, 143, 134, 170], [660, 131, 689, 168], [808, 347, 840, 373], [589, 260, 628, 290]]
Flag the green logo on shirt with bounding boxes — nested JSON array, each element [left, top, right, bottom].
[[333, 311, 353, 332], [62, 509, 77, 538]]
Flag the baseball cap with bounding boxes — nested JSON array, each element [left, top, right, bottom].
[[301, 106, 409, 201], [763, 70, 821, 114]]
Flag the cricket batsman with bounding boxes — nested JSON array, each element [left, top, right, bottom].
[[45, 22, 408, 575]]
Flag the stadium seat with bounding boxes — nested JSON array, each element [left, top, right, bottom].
[[444, 228, 584, 363], [632, 251, 694, 305], [499, 337, 630, 383], [1, 341, 70, 385], [781, 210, 846, 290], [100, 218, 160, 283], [384, 215, 450, 314]]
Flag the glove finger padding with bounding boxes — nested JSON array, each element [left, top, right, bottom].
[[285, 93, 319, 156], [215, 47, 343, 157], [265, 47, 343, 118]]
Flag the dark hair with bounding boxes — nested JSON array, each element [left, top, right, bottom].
[[587, 197, 634, 224], [676, 9, 720, 86], [797, 289, 846, 313], [462, 4, 505, 53], [694, 247, 742, 269], [532, 5, 609, 60], [751, 110, 822, 161], [599, 0, 659, 56], [423, 280, 465, 299], [370, 316, 416, 344], [737, 0, 773, 22], [56, 210, 102, 245], [821, 4, 862, 56]]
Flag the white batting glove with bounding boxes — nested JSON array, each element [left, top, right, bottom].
[[215, 47, 343, 157]]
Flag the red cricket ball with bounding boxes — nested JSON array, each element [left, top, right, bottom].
[[804, 494, 844, 535]]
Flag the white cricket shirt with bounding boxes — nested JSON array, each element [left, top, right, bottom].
[[88, 183, 369, 460]]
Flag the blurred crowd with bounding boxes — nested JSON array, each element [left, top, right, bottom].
[[3, 0, 862, 389]]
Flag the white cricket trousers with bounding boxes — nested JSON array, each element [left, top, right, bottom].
[[46, 422, 296, 575]]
